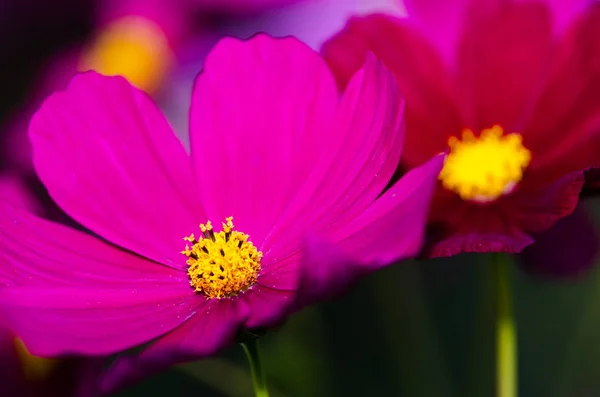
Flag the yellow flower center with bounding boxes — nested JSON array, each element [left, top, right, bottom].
[[438, 125, 531, 203], [78, 16, 173, 93], [182, 217, 262, 299]]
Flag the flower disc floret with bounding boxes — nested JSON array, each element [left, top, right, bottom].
[[182, 217, 262, 299]]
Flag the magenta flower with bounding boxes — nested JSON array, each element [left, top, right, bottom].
[[322, 0, 600, 261], [0, 35, 442, 390]]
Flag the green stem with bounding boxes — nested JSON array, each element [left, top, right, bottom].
[[494, 254, 517, 397], [241, 339, 270, 397]]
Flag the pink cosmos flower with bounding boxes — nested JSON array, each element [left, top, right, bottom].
[[322, 0, 600, 259], [0, 35, 443, 391]]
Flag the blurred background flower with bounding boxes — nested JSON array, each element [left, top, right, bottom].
[[321, 0, 600, 268]]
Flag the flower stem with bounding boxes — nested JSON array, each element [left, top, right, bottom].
[[494, 253, 517, 397], [241, 339, 270, 397]]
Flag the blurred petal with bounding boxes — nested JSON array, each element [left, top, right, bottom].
[[426, 228, 535, 258], [526, 3, 600, 181], [294, 235, 363, 308], [456, 1, 552, 131], [403, 0, 470, 63], [322, 14, 462, 168], [100, 299, 249, 394], [189, 34, 338, 246], [542, 0, 592, 33], [29, 72, 203, 269], [425, 171, 584, 256], [519, 203, 599, 278], [404, 0, 503, 65], [514, 171, 584, 233]]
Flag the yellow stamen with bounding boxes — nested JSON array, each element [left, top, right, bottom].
[[439, 125, 531, 203], [78, 16, 173, 93], [182, 217, 262, 299], [14, 338, 58, 381]]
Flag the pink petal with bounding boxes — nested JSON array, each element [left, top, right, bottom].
[[542, 0, 592, 33], [425, 171, 584, 257], [0, 200, 182, 287], [403, 0, 505, 66], [322, 14, 463, 168], [0, 287, 197, 357], [332, 154, 444, 266], [293, 155, 443, 309], [294, 234, 364, 309], [512, 171, 584, 233], [456, 1, 553, 132], [426, 190, 536, 256], [240, 250, 301, 327], [243, 284, 295, 328], [29, 71, 204, 269], [257, 251, 301, 291], [524, 3, 600, 181], [99, 298, 249, 394], [189, 34, 338, 246], [519, 203, 599, 278], [264, 53, 405, 260], [427, 229, 535, 257], [403, 0, 470, 64], [0, 200, 197, 356]]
